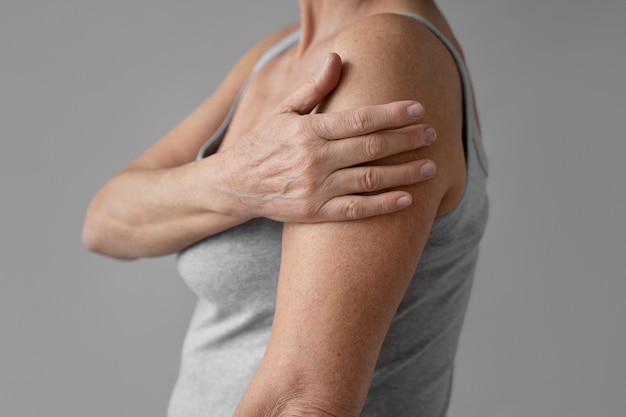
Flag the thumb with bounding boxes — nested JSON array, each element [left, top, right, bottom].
[[277, 53, 342, 115]]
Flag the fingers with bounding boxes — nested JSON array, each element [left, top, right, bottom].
[[317, 191, 416, 221], [277, 53, 343, 115], [322, 124, 437, 170], [316, 158, 436, 221], [310, 100, 425, 140], [325, 159, 437, 196]]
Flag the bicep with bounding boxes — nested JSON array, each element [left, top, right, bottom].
[[265, 15, 466, 411], [264, 174, 442, 414]]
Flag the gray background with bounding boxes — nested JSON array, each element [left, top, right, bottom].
[[1, 0, 624, 416]]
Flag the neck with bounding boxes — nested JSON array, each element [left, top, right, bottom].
[[296, 0, 433, 54]]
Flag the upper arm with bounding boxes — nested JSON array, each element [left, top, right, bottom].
[[124, 24, 299, 170], [245, 14, 467, 415]]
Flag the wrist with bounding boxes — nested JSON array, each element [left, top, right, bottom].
[[194, 152, 254, 221]]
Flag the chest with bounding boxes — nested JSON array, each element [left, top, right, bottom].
[[217, 48, 326, 152], [177, 218, 284, 309]]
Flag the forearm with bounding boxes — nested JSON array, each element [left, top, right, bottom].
[[82, 46, 440, 259], [82, 155, 248, 259]]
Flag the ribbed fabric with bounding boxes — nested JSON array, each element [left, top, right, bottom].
[[169, 13, 488, 417]]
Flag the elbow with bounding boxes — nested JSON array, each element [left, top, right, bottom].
[[81, 208, 139, 261], [236, 366, 362, 417], [81, 219, 101, 254]]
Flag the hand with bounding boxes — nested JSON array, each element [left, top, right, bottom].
[[215, 53, 437, 222]]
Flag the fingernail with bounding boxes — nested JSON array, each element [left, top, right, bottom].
[[424, 128, 437, 144], [407, 103, 424, 118], [421, 162, 436, 177], [397, 196, 412, 207]]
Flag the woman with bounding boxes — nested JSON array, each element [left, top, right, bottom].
[[83, 0, 488, 416]]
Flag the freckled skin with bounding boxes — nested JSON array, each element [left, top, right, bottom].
[[233, 2, 474, 416]]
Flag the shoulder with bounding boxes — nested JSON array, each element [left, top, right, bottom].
[[334, 13, 439, 54], [334, 12, 447, 53], [330, 13, 461, 102], [324, 13, 466, 216]]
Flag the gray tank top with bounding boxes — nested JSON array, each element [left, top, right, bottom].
[[169, 13, 489, 417]]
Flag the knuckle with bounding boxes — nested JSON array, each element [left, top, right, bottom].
[[315, 114, 337, 139], [292, 117, 309, 139], [293, 159, 325, 196], [388, 104, 401, 124], [350, 110, 372, 133], [302, 177, 320, 196], [408, 126, 422, 148], [378, 197, 390, 214], [385, 103, 404, 126], [293, 147, 317, 170], [360, 167, 381, 192], [344, 198, 363, 220], [401, 162, 419, 184], [363, 134, 386, 158], [404, 167, 416, 184]]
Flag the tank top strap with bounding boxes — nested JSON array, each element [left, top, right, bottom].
[[398, 12, 488, 175], [199, 18, 488, 175], [252, 30, 301, 73]]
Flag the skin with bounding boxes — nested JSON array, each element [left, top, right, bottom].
[[231, 1, 469, 416], [83, 0, 472, 415], [82, 27, 438, 259]]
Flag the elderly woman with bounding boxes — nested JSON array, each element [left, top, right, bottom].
[[83, 0, 488, 416]]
